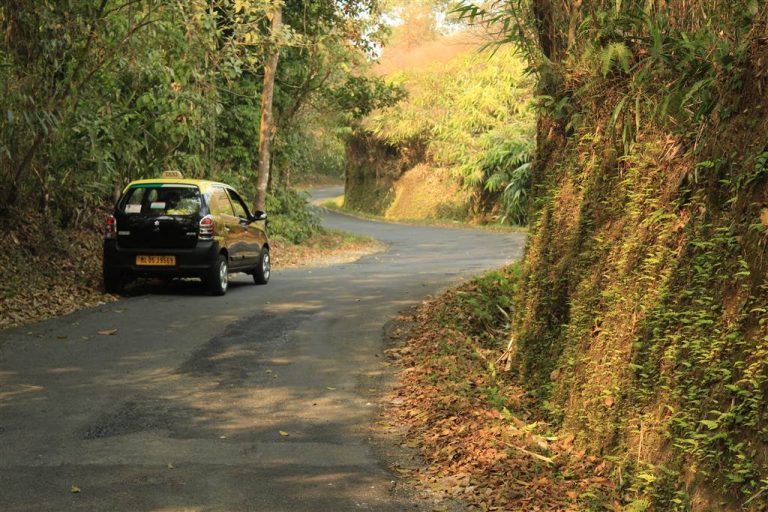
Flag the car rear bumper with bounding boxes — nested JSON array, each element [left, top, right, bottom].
[[103, 239, 220, 278]]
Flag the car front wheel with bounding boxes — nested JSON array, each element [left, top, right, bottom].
[[205, 253, 228, 296], [253, 247, 270, 285]]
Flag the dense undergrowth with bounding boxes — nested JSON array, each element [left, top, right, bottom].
[[456, 1, 768, 509]]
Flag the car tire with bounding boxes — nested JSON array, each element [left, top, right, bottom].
[[205, 253, 228, 296], [253, 247, 270, 285], [103, 268, 123, 294]]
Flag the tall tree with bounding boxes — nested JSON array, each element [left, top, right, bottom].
[[254, 4, 282, 213]]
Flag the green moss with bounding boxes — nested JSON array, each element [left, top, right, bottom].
[[513, 106, 768, 510]]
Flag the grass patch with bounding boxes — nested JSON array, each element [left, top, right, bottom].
[[321, 194, 345, 209]]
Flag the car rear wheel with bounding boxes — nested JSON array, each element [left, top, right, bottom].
[[205, 254, 228, 296], [253, 247, 270, 285]]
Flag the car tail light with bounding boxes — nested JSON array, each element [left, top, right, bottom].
[[105, 215, 117, 239], [199, 215, 214, 239]]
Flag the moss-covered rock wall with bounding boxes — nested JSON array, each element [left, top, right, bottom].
[[507, 4, 768, 509]]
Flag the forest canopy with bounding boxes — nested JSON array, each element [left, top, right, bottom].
[[0, 0, 401, 223]]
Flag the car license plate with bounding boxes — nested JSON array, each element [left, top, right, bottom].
[[136, 255, 176, 266]]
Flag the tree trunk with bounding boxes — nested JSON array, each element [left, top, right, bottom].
[[533, 0, 555, 60], [567, 0, 582, 51], [254, 5, 282, 213]]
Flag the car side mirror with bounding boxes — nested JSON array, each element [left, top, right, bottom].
[[252, 210, 268, 222]]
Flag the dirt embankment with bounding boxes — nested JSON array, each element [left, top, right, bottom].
[[384, 165, 469, 221], [344, 134, 470, 220], [343, 131, 425, 215]]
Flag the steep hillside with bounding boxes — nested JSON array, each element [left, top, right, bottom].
[[466, 2, 768, 509], [345, 31, 535, 223]]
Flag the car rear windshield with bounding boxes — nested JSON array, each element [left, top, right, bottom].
[[121, 184, 202, 217]]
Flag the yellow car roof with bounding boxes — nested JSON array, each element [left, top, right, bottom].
[[122, 178, 232, 194]]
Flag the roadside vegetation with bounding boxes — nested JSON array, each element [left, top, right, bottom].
[[0, 1, 397, 213], [0, 1, 396, 329], [386, 267, 618, 510], [343, 6, 536, 226], [380, 0, 768, 510]]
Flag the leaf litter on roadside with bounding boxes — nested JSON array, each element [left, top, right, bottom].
[[384, 269, 618, 511]]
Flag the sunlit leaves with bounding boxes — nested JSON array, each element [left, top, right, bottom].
[[361, 45, 534, 224], [0, 0, 389, 220]]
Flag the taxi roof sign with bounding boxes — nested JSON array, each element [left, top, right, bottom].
[[161, 170, 184, 179]]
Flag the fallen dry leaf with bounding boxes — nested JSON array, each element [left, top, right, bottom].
[[97, 329, 118, 336], [70, 485, 81, 494], [383, 271, 619, 511], [279, 431, 290, 437]]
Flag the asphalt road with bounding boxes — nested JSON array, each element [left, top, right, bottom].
[[0, 187, 526, 511]]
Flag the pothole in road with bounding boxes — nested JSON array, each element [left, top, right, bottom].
[[175, 310, 316, 386], [81, 398, 200, 439]]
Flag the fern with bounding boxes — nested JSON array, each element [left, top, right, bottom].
[[601, 42, 632, 77], [624, 498, 651, 512]]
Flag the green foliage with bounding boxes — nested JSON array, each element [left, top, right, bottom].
[[599, 42, 632, 77], [624, 498, 651, 512], [264, 189, 321, 244], [362, 45, 535, 223], [330, 74, 407, 121], [0, 0, 389, 223], [477, 139, 533, 225]]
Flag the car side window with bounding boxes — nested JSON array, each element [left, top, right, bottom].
[[226, 189, 250, 220], [123, 188, 145, 214], [209, 188, 235, 216]]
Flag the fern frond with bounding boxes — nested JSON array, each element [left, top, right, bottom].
[[624, 498, 650, 512], [601, 42, 632, 77]]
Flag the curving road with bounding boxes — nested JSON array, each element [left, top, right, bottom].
[[0, 187, 525, 511]]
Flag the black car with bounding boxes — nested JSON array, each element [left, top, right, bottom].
[[103, 173, 270, 296]]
